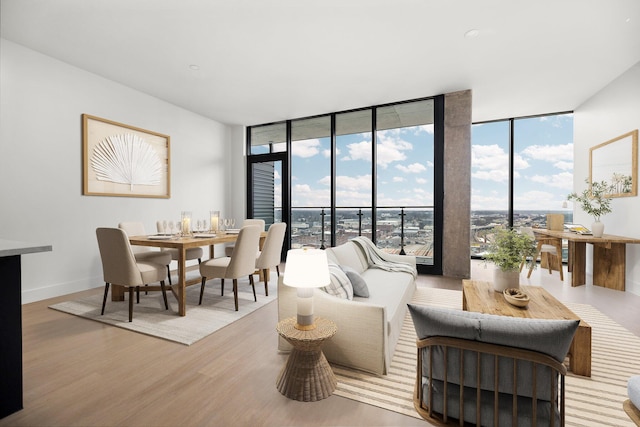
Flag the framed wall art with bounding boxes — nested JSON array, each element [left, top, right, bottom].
[[82, 114, 170, 198], [590, 129, 638, 198]]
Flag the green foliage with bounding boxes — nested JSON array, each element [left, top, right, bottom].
[[567, 179, 612, 222], [484, 227, 537, 272]]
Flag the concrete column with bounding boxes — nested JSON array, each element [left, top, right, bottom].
[[443, 90, 472, 278]]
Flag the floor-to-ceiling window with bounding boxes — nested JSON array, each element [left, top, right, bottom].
[[335, 109, 373, 246], [247, 96, 443, 274], [470, 112, 574, 259]]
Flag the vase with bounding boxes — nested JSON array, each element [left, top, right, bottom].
[[493, 267, 520, 292], [591, 221, 605, 238]]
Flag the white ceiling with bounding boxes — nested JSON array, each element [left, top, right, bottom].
[[2, 0, 640, 126]]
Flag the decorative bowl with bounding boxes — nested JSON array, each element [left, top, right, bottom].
[[503, 288, 530, 307]]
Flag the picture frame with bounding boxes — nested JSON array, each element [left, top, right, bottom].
[[82, 114, 170, 198], [590, 129, 638, 198]]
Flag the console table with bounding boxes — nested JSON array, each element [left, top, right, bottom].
[[0, 239, 52, 419], [533, 229, 640, 291]]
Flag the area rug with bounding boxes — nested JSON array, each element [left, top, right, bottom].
[[49, 275, 277, 345], [333, 287, 639, 427]]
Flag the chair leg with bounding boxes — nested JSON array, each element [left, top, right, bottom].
[[166, 265, 172, 286], [221, 278, 225, 296], [101, 282, 110, 315], [233, 278, 239, 311], [198, 258, 201, 264], [129, 287, 135, 322], [249, 274, 257, 302], [528, 243, 542, 279], [199, 276, 207, 305], [160, 280, 168, 309], [276, 265, 280, 276], [263, 268, 269, 296], [137, 287, 141, 304]]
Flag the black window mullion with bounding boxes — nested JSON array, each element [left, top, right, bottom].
[[371, 106, 377, 244]]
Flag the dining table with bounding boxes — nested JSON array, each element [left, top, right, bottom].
[[532, 228, 640, 291], [122, 231, 267, 316]]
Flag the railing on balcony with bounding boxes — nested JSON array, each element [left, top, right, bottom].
[[290, 206, 434, 266]]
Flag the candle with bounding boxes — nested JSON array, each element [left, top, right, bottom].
[[210, 210, 219, 233]]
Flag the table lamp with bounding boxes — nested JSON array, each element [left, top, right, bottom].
[[283, 248, 330, 331]]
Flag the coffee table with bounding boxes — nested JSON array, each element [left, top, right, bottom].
[[462, 279, 592, 377]]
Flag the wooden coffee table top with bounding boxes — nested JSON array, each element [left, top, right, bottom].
[[462, 279, 589, 328]]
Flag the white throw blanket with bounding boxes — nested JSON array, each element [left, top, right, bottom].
[[352, 237, 417, 279]]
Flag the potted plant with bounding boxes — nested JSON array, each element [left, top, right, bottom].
[[484, 227, 537, 292], [567, 179, 612, 237]]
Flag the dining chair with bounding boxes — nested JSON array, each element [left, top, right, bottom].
[[255, 222, 287, 296], [224, 218, 265, 257], [118, 221, 174, 286], [199, 225, 262, 311], [519, 226, 564, 281], [96, 228, 169, 322]]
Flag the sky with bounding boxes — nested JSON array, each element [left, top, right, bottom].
[[471, 113, 574, 211], [279, 112, 574, 212], [290, 125, 434, 208]]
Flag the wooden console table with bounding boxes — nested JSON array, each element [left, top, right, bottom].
[[0, 239, 52, 419], [533, 229, 640, 291], [463, 280, 592, 377]]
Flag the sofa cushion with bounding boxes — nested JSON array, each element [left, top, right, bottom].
[[328, 242, 367, 274], [323, 260, 353, 300], [341, 265, 369, 297], [408, 305, 579, 362]]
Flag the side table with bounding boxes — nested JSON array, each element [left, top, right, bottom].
[[276, 317, 338, 402]]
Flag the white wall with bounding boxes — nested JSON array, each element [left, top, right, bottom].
[[573, 60, 640, 295], [0, 39, 232, 302]]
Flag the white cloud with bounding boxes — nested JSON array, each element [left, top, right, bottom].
[[291, 183, 330, 207], [393, 176, 404, 182], [553, 160, 573, 171], [528, 171, 573, 190], [415, 178, 427, 184], [344, 140, 371, 162], [375, 133, 413, 168], [292, 138, 322, 158], [396, 162, 427, 174], [520, 143, 573, 162], [274, 170, 281, 181], [472, 144, 530, 182], [472, 169, 510, 182]]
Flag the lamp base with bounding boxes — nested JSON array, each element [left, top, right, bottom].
[[294, 322, 317, 331]]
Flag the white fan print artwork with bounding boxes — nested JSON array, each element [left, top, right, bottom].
[[91, 133, 162, 190]]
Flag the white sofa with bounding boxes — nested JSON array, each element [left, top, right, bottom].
[[277, 238, 417, 375]]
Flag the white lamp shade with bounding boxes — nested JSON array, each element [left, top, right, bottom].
[[283, 248, 330, 289]]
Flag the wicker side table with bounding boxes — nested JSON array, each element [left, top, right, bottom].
[[276, 317, 338, 402]]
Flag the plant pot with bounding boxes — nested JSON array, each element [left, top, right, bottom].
[[493, 267, 520, 292], [592, 221, 605, 238]]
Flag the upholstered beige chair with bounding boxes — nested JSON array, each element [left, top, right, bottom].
[[255, 222, 286, 296], [520, 226, 563, 281], [224, 218, 265, 257], [96, 228, 169, 322], [118, 222, 173, 284], [199, 225, 262, 311]]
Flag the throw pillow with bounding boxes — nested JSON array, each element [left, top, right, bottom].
[[340, 265, 369, 297], [323, 260, 354, 300]]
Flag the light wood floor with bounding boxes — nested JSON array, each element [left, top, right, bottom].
[[2, 260, 639, 427]]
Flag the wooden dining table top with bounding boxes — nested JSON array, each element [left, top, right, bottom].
[[129, 231, 267, 249]]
